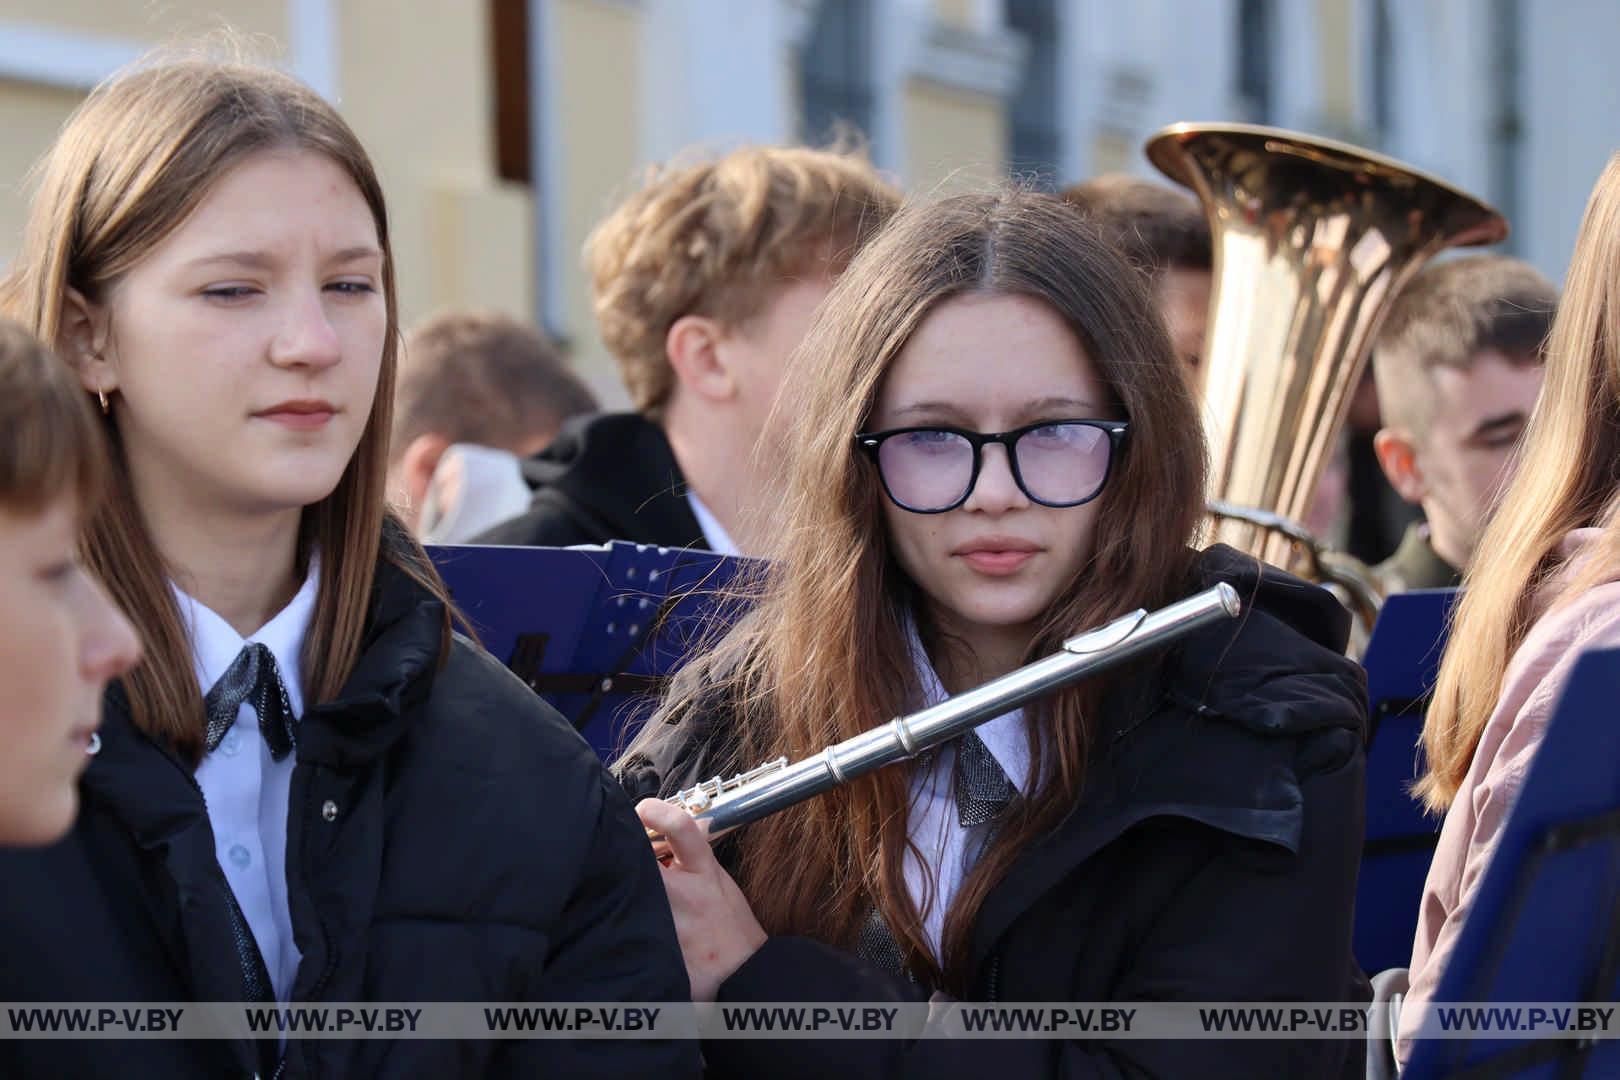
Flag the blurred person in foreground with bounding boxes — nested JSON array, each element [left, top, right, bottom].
[[1398, 154, 1620, 1068], [0, 319, 140, 846], [388, 309, 597, 543], [1370, 255, 1557, 591], [475, 144, 900, 555]]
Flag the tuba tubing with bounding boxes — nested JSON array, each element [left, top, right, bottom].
[[649, 583, 1241, 862]]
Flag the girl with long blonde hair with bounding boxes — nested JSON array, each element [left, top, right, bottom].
[[623, 188, 1371, 1078], [0, 52, 696, 1080], [1399, 154, 1620, 1064]]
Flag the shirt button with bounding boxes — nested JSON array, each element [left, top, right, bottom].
[[228, 844, 252, 870], [221, 730, 241, 757], [321, 800, 339, 822]]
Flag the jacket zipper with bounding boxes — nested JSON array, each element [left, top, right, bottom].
[[986, 956, 1001, 1002], [298, 767, 341, 1080]]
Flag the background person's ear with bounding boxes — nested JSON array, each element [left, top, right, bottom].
[[397, 432, 451, 528], [59, 288, 117, 397], [1373, 427, 1427, 505], [665, 314, 738, 404]]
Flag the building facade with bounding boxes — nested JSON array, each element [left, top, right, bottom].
[[0, 0, 1612, 394]]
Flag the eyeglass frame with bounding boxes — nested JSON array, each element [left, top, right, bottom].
[[852, 418, 1130, 514]]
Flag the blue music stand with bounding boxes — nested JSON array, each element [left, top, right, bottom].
[[1357, 589, 1458, 975], [428, 542, 754, 759], [1403, 646, 1620, 1079]]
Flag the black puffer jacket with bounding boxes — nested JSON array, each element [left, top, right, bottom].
[[619, 546, 1371, 1079], [0, 549, 700, 1080], [473, 411, 707, 549]]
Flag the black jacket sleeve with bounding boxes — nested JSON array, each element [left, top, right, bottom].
[[494, 770, 702, 1080]]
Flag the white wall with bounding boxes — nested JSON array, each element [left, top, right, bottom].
[[638, 0, 797, 162], [1057, 0, 1240, 184], [1379, 0, 1497, 216], [1520, 0, 1620, 283]]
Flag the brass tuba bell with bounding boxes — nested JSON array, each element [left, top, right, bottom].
[[1144, 123, 1508, 628]]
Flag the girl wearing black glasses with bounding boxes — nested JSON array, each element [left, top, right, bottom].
[[622, 189, 1370, 1078]]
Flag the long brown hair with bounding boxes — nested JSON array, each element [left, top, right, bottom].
[[632, 189, 1206, 992], [1420, 153, 1620, 812], [0, 52, 452, 760]]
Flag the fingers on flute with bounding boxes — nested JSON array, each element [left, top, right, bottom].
[[635, 798, 711, 867]]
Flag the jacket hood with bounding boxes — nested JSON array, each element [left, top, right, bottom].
[[518, 411, 701, 544]]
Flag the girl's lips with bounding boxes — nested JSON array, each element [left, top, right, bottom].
[[958, 550, 1038, 575], [256, 409, 335, 431]]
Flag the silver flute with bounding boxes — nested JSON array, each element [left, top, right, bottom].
[[651, 582, 1241, 859]]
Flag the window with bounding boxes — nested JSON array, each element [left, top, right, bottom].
[[1488, 0, 1523, 251], [1236, 0, 1273, 124], [1006, 0, 1060, 188], [799, 0, 876, 146], [1370, 0, 1393, 139], [489, 0, 531, 184]]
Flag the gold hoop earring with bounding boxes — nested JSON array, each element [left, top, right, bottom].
[[96, 389, 110, 415]]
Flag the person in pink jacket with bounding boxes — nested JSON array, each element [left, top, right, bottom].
[[1399, 152, 1620, 1066]]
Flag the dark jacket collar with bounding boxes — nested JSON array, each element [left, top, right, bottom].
[[1375, 521, 1462, 592], [969, 546, 1367, 971], [294, 547, 446, 768], [518, 411, 706, 548]]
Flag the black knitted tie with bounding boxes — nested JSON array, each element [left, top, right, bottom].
[[856, 736, 1014, 982], [953, 731, 1014, 828], [856, 904, 914, 982], [204, 643, 296, 761], [222, 884, 281, 1080]]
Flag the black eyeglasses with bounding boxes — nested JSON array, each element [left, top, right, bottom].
[[853, 419, 1129, 514]]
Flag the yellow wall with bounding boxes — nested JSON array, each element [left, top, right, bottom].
[[338, 0, 533, 330], [930, 0, 981, 30], [1317, 0, 1355, 131], [1090, 131, 1136, 177], [551, 0, 643, 391], [903, 79, 1008, 193], [781, 52, 802, 144], [0, 80, 82, 266], [27, 0, 283, 45], [0, 1, 1026, 399], [0, 0, 289, 269], [0, 3, 535, 332]]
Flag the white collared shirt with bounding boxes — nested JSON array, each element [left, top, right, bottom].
[[175, 562, 319, 1004], [685, 491, 741, 556], [902, 624, 1031, 963]]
